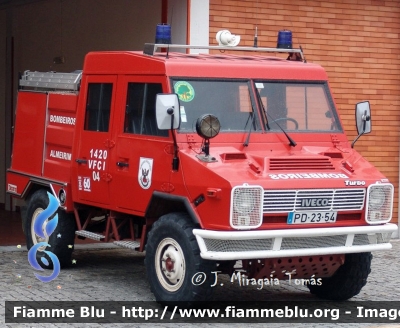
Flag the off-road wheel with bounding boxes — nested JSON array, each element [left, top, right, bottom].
[[145, 213, 215, 305], [25, 189, 76, 268], [308, 252, 372, 300]]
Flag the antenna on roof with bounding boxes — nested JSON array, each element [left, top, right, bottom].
[[254, 0, 260, 48], [253, 26, 258, 48]]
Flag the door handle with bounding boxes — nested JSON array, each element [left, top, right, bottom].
[[116, 162, 129, 167], [76, 158, 88, 164]]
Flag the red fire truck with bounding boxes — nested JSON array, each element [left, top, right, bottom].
[[7, 42, 396, 303]]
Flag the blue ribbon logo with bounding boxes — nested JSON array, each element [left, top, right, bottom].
[[27, 192, 61, 282]]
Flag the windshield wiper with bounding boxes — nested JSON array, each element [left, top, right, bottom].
[[243, 112, 255, 147], [255, 89, 270, 131], [256, 89, 297, 147]]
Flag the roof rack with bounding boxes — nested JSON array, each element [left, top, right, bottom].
[[19, 70, 82, 91], [143, 43, 305, 61]]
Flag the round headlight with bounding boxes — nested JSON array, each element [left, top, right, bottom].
[[196, 114, 220, 140], [369, 188, 386, 210], [234, 189, 256, 214]]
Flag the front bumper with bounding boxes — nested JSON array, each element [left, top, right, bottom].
[[193, 223, 397, 261]]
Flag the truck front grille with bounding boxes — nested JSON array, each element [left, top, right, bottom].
[[263, 188, 365, 213]]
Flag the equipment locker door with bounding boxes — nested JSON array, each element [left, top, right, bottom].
[[75, 75, 117, 205], [110, 75, 171, 213]]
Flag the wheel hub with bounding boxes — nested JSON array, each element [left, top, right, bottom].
[[165, 257, 174, 272], [161, 245, 183, 282], [155, 238, 186, 292]]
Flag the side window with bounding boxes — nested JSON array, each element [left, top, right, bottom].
[[124, 82, 168, 137], [84, 83, 113, 132]]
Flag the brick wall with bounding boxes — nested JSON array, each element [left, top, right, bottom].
[[210, 0, 400, 223]]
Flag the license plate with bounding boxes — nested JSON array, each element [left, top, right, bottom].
[[287, 211, 337, 224]]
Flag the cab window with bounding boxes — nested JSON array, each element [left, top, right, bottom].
[[171, 79, 261, 133], [255, 81, 342, 132], [84, 83, 113, 132], [124, 82, 168, 137]]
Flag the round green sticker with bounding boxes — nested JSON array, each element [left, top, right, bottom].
[[174, 81, 195, 102]]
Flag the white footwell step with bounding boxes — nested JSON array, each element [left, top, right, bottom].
[[113, 240, 141, 250], [75, 230, 105, 241]]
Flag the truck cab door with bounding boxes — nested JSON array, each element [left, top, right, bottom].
[[74, 75, 117, 205], [110, 76, 171, 213]]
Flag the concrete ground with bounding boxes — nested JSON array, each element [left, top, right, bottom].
[[1, 236, 400, 328]]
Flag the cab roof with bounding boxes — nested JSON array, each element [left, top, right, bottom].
[[83, 49, 328, 81]]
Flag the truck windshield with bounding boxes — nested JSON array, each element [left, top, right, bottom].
[[171, 79, 262, 133], [255, 81, 342, 132]]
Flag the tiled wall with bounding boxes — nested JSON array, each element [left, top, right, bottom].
[[210, 0, 400, 223]]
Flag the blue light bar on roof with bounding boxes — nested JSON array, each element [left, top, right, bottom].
[[277, 30, 292, 49]]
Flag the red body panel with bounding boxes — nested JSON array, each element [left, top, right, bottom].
[[11, 92, 47, 175], [8, 91, 77, 209], [43, 93, 78, 182]]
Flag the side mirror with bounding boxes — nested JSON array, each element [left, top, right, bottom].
[[356, 101, 371, 135], [156, 93, 180, 130], [352, 101, 371, 148]]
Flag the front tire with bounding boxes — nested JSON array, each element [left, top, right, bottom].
[[25, 189, 76, 268], [145, 213, 215, 304], [308, 252, 372, 300]]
